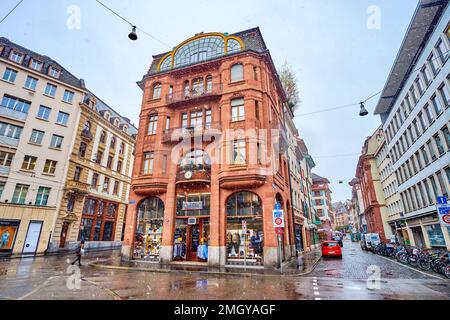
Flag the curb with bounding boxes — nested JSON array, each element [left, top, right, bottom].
[[89, 254, 322, 278]]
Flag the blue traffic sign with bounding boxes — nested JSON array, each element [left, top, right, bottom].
[[275, 202, 281, 210], [437, 196, 448, 205]]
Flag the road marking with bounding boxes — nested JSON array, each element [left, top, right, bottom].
[[378, 255, 446, 280], [17, 276, 60, 300], [314, 291, 320, 296], [315, 297, 321, 300], [313, 286, 319, 290]]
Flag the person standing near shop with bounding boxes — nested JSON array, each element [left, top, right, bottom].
[[71, 240, 85, 266]]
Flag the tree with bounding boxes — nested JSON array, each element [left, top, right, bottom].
[[279, 61, 301, 112]]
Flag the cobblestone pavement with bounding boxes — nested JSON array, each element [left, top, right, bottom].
[[0, 241, 448, 300]]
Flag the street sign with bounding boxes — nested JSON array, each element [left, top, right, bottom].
[[242, 220, 247, 232], [275, 227, 284, 235], [436, 197, 450, 227], [273, 209, 285, 228]]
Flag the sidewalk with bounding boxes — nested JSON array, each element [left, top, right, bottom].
[[90, 248, 322, 277]]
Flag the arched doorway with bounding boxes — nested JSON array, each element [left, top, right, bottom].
[[133, 197, 164, 261], [226, 191, 263, 265]]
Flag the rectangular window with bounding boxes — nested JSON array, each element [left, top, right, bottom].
[[148, 114, 158, 135], [78, 142, 87, 158], [0, 121, 23, 139], [431, 94, 443, 116], [2, 68, 17, 82], [421, 66, 432, 86], [56, 111, 69, 125], [1, 95, 30, 113], [29, 129, 44, 145], [103, 177, 110, 193], [113, 181, 119, 195], [181, 113, 188, 128], [442, 126, 450, 149], [434, 134, 445, 155], [415, 76, 425, 96], [143, 152, 154, 174], [12, 184, 29, 204], [21, 155, 37, 171], [429, 175, 439, 199], [24, 76, 38, 90], [438, 84, 450, 107], [436, 39, 449, 63], [74, 166, 82, 181], [35, 187, 50, 206], [62, 90, 74, 103], [116, 160, 123, 172], [0, 151, 14, 167], [44, 83, 57, 97], [10, 51, 22, 63], [232, 139, 246, 164], [409, 86, 418, 105], [205, 109, 212, 128], [190, 111, 203, 128], [426, 224, 446, 247], [37, 105, 51, 120], [427, 140, 437, 161], [91, 173, 99, 189], [424, 179, 433, 205], [428, 53, 440, 76], [43, 160, 57, 174], [49, 67, 59, 78], [418, 112, 427, 131], [165, 116, 171, 131], [424, 104, 434, 123], [437, 170, 448, 198], [231, 98, 245, 122], [421, 146, 430, 166], [106, 155, 113, 169], [95, 150, 103, 164], [50, 134, 63, 149], [30, 59, 42, 71]]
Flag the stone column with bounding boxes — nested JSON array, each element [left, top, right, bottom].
[[208, 160, 221, 266], [160, 180, 176, 264]]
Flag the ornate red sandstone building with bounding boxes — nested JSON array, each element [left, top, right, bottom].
[[121, 28, 295, 268]]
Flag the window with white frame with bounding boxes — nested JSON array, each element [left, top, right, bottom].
[[29, 129, 45, 145], [35, 187, 51, 206], [43, 159, 57, 174], [24, 76, 38, 90], [50, 134, 63, 149], [44, 83, 57, 97], [10, 51, 22, 63], [21, 155, 37, 171], [12, 184, 29, 204], [2, 68, 17, 82], [30, 59, 43, 71], [231, 98, 245, 122], [56, 111, 70, 125], [62, 90, 74, 103]]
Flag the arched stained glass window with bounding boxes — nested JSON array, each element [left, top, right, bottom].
[[227, 38, 242, 54], [137, 197, 165, 222], [159, 55, 172, 71], [174, 36, 225, 68], [226, 192, 262, 217]]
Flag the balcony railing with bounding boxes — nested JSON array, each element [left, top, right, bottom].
[[0, 136, 19, 147], [162, 122, 222, 143], [165, 84, 222, 105], [66, 179, 90, 194], [0, 105, 28, 121]]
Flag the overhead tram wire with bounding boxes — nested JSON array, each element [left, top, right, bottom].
[[95, 0, 172, 48], [297, 48, 450, 117], [0, 0, 24, 25]]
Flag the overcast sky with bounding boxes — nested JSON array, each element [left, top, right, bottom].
[[0, 0, 418, 202]]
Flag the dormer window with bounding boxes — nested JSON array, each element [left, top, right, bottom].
[[104, 112, 110, 121], [10, 51, 23, 63], [30, 59, 43, 71], [49, 67, 60, 78], [114, 119, 119, 127], [123, 125, 128, 133]]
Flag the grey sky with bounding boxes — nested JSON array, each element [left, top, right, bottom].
[[0, 0, 418, 201]]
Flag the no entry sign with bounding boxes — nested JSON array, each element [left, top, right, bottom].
[[273, 209, 285, 228]]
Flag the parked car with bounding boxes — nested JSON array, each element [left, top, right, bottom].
[[322, 240, 342, 258], [360, 233, 381, 251]]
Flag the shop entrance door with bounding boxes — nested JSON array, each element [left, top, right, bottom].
[[187, 224, 200, 261], [23, 221, 43, 254], [411, 227, 425, 248]]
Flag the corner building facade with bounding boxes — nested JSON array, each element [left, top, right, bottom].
[[122, 28, 294, 268]]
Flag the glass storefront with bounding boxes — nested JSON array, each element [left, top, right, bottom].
[[133, 197, 164, 260], [226, 192, 263, 265], [173, 218, 209, 262], [425, 224, 446, 247]]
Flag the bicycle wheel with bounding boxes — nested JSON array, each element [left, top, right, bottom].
[[431, 259, 440, 273], [399, 253, 409, 265], [444, 264, 450, 279], [418, 258, 431, 271], [408, 254, 418, 267]]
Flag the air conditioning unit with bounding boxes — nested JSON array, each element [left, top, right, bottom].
[[188, 218, 197, 225]]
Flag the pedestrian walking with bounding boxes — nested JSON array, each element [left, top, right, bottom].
[[71, 240, 85, 266]]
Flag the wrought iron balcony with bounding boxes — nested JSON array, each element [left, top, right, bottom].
[[0, 105, 28, 122], [162, 122, 222, 143], [165, 84, 222, 106]]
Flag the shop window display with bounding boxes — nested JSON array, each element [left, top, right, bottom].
[[173, 218, 210, 262], [133, 197, 164, 260], [426, 224, 446, 247], [226, 192, 263, 265]]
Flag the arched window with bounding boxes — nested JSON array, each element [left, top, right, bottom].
[[226, 192, 262, 217], [159, 55, 172, 72], [192, 78, 204, 96], [174, 36, 225, 68], [123, 125, 128, 133], [119, 142, 125, 155], [152, 83, 162, 99], [114, 119, 119, 127], [227, 38, 242, 54], [137, 197, 164, 223], [231, 64, 244, 82], [206, 75, 213, 93]]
